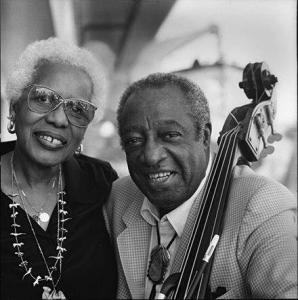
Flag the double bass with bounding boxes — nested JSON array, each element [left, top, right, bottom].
[[156, 62, 281, 299]]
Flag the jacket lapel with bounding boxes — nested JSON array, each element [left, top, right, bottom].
[[117, 197, 151, 299]]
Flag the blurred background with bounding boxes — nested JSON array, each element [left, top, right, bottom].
[[1, 0, 296, 194]]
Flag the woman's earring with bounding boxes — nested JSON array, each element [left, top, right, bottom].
[[7, 115, 16, 134], [75, 144, 83, 155]]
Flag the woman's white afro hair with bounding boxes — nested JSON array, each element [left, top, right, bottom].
[[5, 37, 108, 122]]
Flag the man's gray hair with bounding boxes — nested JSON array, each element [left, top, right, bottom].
[[5, 37, 107, 122], [117, 72, 211, 138]]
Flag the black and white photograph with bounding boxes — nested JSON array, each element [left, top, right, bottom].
[[1, 0, 297, 299]]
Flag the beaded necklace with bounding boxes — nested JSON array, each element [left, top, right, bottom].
[[9, 152, 69, 299]]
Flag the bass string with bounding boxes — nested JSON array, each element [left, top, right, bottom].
[[175, 127, 238, 279], [179, 86, 270, 298], [248, 63, 266, 104], [191, 128, 239, 293], [192, 63, 275, 298], [176, 127, 239, 298], [184, 128, 240, 297], [187, 128, 240, 299], [170, 62, 277, 299], [174, 125, 241, 298]]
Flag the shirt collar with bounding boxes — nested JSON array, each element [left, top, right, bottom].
[[140, 156, 212, 237]]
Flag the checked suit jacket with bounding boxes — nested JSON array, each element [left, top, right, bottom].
[[105, 165, 297, 299]]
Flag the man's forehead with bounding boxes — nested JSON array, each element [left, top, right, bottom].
[[122, 119, 185, 133], [132, 84, 183, 99], [125, 86, 187, 114]]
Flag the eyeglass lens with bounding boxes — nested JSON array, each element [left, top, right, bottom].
[[28, 86, 96, 127]]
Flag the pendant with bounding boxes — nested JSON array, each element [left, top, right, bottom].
[[147, 245, 171, 284], [42, 286, 66, 299], [39, 212, 50, 223]]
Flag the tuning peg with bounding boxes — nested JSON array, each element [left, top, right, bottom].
[[267, 133, 282, 143], [265, 105, 282, 143], [260, 145, 275, 159]]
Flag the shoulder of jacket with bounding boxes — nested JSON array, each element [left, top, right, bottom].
[[232, 165, 295, 208], [106, 176, 144, 230], [222, 164, 297, 241], [111, 176, 142, 197], [230, 165, 296, 242]]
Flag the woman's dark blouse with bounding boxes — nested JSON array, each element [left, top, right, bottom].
[[1, 142, 118, 300]]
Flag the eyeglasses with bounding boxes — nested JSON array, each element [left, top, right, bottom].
[[27, 85, 97, 127]]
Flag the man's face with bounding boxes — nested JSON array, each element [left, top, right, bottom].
[[120, 84, 211, 215]]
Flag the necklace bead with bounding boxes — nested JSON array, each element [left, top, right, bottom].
[[39, 212, 50, 223]]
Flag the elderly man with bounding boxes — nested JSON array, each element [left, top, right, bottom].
[[105, 73, 297, 299]]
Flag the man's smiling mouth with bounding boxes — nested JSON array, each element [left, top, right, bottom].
[[147, 171, 174, 183]]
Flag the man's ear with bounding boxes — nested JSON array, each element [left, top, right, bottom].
[[203, 122, 212, 147]]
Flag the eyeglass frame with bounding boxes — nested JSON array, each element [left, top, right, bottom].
[[26, 84, 98, 128]]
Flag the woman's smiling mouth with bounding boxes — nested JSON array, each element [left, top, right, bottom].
[[35, 132, 66, 149]]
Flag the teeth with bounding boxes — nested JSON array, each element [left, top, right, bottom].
[[40, 135, 63, 145], [148, 172, 171, 181]]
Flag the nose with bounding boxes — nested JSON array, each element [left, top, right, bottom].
[[141, 138, 167, 166], [45, 104, 69, 128]]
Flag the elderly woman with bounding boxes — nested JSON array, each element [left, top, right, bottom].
[[1, 38, 118, 300]]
